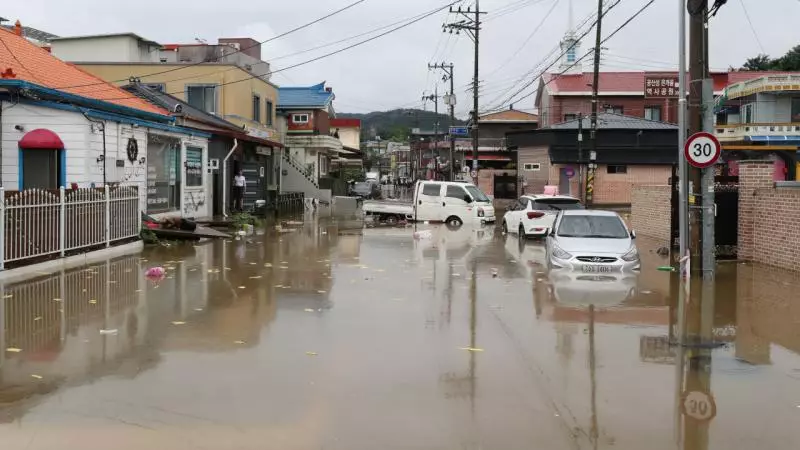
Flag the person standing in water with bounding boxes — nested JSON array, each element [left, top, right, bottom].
[[233, 169, 246, 212]]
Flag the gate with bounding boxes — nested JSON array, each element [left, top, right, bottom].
[[493, 175, 517, 199], [241, 162, 265, 211], [714, 176, 738, 259]]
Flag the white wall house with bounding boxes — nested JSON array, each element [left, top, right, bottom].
[[50, 33, 162, 63], [0, 101, 210, 219]]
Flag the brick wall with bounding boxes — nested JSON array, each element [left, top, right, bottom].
[[542, 95, 679, 127], [630, 185, 671, 243], [518, 145, 551, 194], [594, 165, 671, 205], [739, 160, 800, 269]]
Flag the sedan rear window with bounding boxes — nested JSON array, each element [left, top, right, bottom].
[[533, 199, 583, 211], [557, 215, 629, 238]]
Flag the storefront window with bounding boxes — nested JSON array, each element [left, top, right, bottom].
[[185, 146, 203, 187], [147, 136, 181, 214]]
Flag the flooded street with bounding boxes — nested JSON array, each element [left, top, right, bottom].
[[1, 218, 799, 450]]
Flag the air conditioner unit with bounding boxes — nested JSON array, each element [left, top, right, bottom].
[[209, 158, 220, 170]]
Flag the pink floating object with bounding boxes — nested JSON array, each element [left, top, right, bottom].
[[145, 267, 166, 279]]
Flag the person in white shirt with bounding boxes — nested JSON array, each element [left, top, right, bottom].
[[233, 170, 246, 212]]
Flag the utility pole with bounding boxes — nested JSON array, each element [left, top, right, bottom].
[[586, 0, 604, 207], [444, 1, 485, 185], [422, 88, 441, 180], [577, 112, 585, 202], [429, 62, 456, 181]]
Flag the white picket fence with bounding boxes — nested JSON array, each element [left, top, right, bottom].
[[0, 186, 140, 269]]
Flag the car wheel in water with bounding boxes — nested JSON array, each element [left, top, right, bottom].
[[519, 224, 526, 240], [446, 216, 463, 227], [502, 221, 508, 234]]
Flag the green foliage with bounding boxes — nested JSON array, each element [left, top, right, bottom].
[[230, 212, 263, 230], [740, 46, 800, 71], [336, 167, 365, 182], [339, 108, 466, 141], [140, 227, 159, 245]]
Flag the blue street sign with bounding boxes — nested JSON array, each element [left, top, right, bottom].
[[449, 126, 469, 137]]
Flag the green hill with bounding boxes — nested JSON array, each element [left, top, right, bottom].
[[338, 109, 465, 142]]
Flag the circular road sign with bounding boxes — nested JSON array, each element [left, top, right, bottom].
[[681, 390, 717, 422], [564, 167, 575, 178], [684, 132, 721, 169]]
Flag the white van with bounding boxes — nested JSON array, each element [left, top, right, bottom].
[[362, 180, 495, 226]]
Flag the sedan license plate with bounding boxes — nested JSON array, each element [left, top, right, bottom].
[[581, 265, 614, 273]]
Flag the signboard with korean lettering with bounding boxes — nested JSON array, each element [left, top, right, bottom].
[[185, 147, 204, 187], [644, 76, 679, 98]]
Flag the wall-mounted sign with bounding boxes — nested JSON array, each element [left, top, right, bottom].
[[255, 146, 271, 156], [246, 127, 272, 140], [450, 126, 470, 137], [644, 76, 680, 98]]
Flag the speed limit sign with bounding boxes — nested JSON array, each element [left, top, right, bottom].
[[681, 390, 717, 422], [684, 132, 721, 169]]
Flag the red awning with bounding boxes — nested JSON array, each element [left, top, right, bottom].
[[18, 129, 64, 149]]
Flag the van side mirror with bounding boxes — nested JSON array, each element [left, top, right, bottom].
[[463, 194, 473, 203]]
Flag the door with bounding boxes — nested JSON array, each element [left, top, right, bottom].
[[240, 162, 265, 211], [443, 184, 472, 223], [416, 182, 443, 221], [558, 168, 571, 195], [22, 149, 59, 189]]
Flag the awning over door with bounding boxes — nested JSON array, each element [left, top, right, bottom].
[[18, 129, 64, 149]]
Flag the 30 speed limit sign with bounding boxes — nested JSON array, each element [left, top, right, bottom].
[[681, 390, 717, 422], [684, 132, 721, 169]]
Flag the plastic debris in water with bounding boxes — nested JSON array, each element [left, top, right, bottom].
[[34, 317, 42, 321], [31, 374, 43, 380], [304, 308, 315, 312], [491, 268, 499, 278], [89, 299, 98, 304], [145, 266, 166, 281], [194, 308, 204, 312], [99, 329, 119, 335], [305, 352, 318, 356], [2, 294, 12, 299], [171, 321, 186, 325], [413, 230, 433, 240], [249, 275, 262, 279], [5, 347, 22, 353], [317, 290, 326, 294], [459, 347, 485, 352], [234, 340, 246, 345], [264, 263, 273, 268], [238, 286, 246, 289]]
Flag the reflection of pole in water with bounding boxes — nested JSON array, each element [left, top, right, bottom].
[[588, 304, 598, 450], [469, 257, 477, 413], [444, 262, 453, 326]]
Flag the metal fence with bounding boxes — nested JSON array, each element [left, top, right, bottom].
[[1, 186, 140, 269]]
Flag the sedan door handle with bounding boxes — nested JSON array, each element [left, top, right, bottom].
[[442, 202, 446, 207]]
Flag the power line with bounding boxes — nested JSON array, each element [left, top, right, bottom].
[[89, 1, 461, 102], [49, 0, 368, 90], [484, 0, 550, 22], [482, 0, 657, 114], [738, 0, 765, 54]]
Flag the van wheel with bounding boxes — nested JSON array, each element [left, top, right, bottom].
[[445, 216, 463, 227]]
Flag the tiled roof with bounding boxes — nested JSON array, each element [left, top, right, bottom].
[[479, 109, 538, 122], [543, 71, 793, 94], [123, 83, 238, 130], [0, 27, 165, 115], [549, 113, 678, 130], [278, 82, 334, 109]]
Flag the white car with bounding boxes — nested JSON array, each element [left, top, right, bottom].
[[502, 195, 583, 238]]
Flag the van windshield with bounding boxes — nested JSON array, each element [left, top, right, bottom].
[[465, 185, 490, 203]]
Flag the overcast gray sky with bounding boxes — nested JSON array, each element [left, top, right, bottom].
[[4, 0, 799, 117]]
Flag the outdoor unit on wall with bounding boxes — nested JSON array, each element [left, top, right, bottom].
[[209, 158, 220, 171]]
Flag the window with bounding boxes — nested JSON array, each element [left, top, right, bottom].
[[644, 105, 662, 121], [185, 146, 203, 187], [566, 47, 576, 63], [532, 199, 583, 211], [607, 165, 628, 174], [791, 98, 800, 122], [564, 113, 578, 122], [514, 198, 529, 211], [743, 103, 755, 123], [604, 105, 623, 114], [421, 183, 441, 196], [557, 215, 629, 239], [446, 185, 468, 200], [186, 85, 216, 113], [252, 94, 261, 122], [464, 185, 490, 203], [266, 100, 274, 126], [523, 163, 541, 171], [292, 113, 309, 124], [146, 137, 181, 214]]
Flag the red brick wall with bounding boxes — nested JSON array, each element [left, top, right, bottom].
[[630, 185, 671, 243], [542, 95, 678, 127], [738, 160, 800, 269], [593, 165, 671, 205], [518, 145, 551, 194]]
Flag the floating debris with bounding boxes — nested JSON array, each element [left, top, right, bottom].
[[304, 308, 315, 312], [305, 352, 318, 356], [89, 299, 98, 304], [34, 317, 42, 321], [194, 308, 204, 312], [99, 329, 118, 335], [234, 340, 246, 345], [317, 290, 327, 294], [3, 294, 12, 299], [249, 275, 262, 279], [238, 286, 246, 289], [249, 262, 257, 266], [31, 374, 43, 380], [459, 347, 485, 352], [5, 347, 22, 353], [171, 321, 186, 325], [264, 263, 273, 268]]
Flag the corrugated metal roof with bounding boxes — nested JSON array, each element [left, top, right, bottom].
[[277, 82, 334, 109], [549, 113, 678, 130]]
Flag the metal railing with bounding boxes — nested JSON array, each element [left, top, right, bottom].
[[725, 74, 800, 100], [0, 186, 140, 269], [274, 192, 305, 214], [715, 122, 800, 141], [283, 152, 318, 186]]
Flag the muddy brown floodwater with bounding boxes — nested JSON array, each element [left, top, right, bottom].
[[0, 216, 798, 450]]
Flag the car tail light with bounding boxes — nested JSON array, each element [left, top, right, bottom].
[[527, 211, 544, 219]]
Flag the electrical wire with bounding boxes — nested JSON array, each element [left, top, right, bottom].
[[737, 0, 765, 54], [87, 1, 461, 102], [483, 0, 657, 114], [484, 0, 550, 22], [49, 0, 368, 90]]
